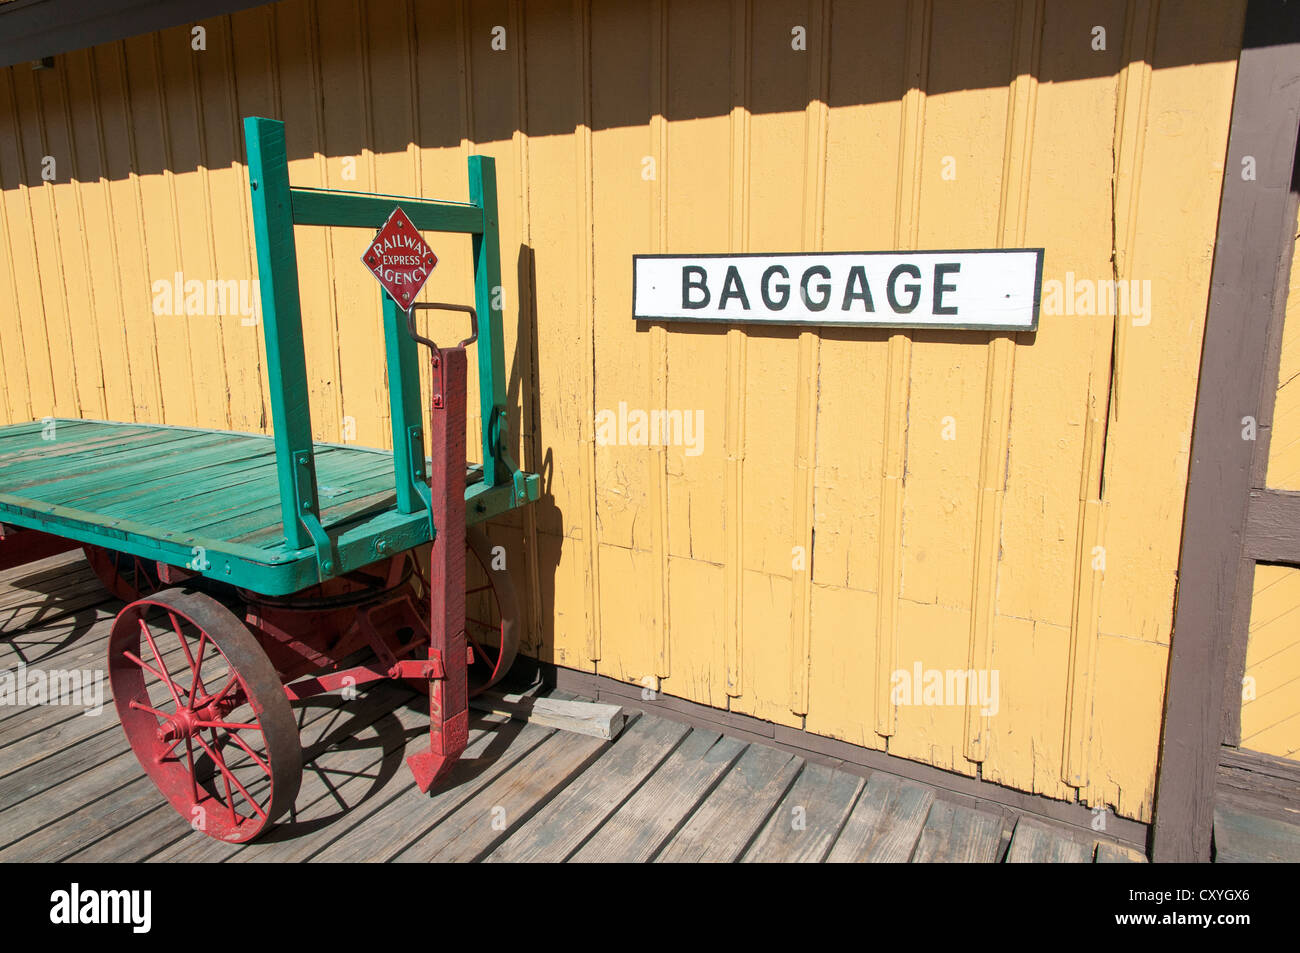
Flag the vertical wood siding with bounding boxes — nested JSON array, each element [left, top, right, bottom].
[[1241, 564, 1300, 761], [0, 0, 1244, 820]]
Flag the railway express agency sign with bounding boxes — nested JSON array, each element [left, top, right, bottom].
[[363, 206, 438, 307], [633, 249, 1043, 331]]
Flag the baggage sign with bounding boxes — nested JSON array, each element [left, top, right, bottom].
[[362, 206, 438, 307], [633, 249, 1044, 331]]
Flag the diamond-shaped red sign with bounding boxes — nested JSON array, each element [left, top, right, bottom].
[[362, 206, 438, 307]]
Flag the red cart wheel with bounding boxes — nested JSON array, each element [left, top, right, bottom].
[[83, 544, 163, 602], [465, 527, 521, 695], [109, 589, 301, 843]]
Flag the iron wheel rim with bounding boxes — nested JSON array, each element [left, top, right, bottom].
[[109, 588, 301, 843]]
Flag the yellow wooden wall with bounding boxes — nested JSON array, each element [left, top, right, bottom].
[[1241, 565, 1300, 761], [0, 0, 1245, 821]]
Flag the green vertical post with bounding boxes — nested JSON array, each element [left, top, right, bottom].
[[382, 289, 433, 520], [244, 116, 318, 553], [468, 155, 509, 487]]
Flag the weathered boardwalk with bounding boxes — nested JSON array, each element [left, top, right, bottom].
[[0, 549, 1283, 862]]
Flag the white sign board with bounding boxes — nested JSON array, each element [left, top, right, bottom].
[[633, 249, 1043, 331]]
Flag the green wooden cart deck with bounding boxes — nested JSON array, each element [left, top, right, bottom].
[[0, 419, 539, 596], [0, 119, 537, 596]]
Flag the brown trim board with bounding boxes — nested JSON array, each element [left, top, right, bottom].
[[517, 660, 1151, 852], [1247, 191, 1300, 492], [1219, 551, 1259, 747], [1153, 0, 1300, 863], [1244, 489, 1300, 562]]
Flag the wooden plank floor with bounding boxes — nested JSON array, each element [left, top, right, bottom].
[[0, 550, 1291, 863]]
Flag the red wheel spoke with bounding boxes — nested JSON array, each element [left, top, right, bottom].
[[139, 619, 183, 708], [207, 727, 238, 826], [169, 611, 208, 705], [128, 699, 172, 719], [217, 729, 272, 778], [173, 615, 197, 668], [197, 720, 262, 733], [205, 673, 240, 710], [123, 649, 170, 685], [469, 640, 495, 666], [193, 730, 267, 822], [188, 633, 211, 710], [183, 736, 198, 803]]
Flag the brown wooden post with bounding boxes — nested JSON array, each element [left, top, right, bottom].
[[1152, 0, 1300, 862]]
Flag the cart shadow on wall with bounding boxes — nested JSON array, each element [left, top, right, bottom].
[[509, 242, 563, 669]]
